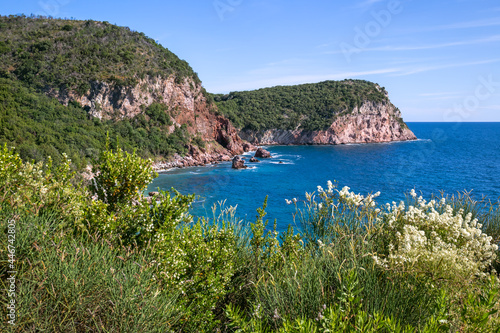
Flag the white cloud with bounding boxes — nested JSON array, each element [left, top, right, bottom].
[[208, 68, 400, 93], [355, 0, 385, 9], [393, 58, 500, 76], [417, 91, 464, 101], [324, 35, 500, 54], [477, 105, 500, 110], [419, 92, 461, 97], [417, 17, 500, 32]]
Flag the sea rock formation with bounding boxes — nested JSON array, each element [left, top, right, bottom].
[[255, 148, 272, 158], [239, 101, 416, 145], [249, 157, 260, 163], [232, 156, 247, 169]]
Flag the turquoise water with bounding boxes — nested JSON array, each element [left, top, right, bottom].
[[147, 123, 500, 231]]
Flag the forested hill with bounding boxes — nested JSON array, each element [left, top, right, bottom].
[[212, 80, 396, 132], [0, 15, 242, 168], [0, 15, 199, 91]]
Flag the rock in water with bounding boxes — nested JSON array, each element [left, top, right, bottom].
[[243, 143, 256, 152], [254, 148, 271, 158], [232, 156, 247, 169], [249, 157, 260, 163]]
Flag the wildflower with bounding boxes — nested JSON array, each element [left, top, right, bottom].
[[273, 308, 280, 320]]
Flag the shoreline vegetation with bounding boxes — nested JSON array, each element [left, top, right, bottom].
[[2, 144, 500, 332]]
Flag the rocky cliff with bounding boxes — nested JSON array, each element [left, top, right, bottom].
[[49, 75, 253, 168], [239, 100, 416, 145], [215, 80, 416, 147]]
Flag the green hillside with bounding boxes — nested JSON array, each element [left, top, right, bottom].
[[0, 15, 199, 91], [0, 15, 202, 167], [213, 80, 392, 132]]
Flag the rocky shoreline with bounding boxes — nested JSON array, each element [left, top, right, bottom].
[[152, 134, 418, 172]]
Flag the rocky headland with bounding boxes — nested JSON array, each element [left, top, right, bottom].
[[238, 100, 416, 146]]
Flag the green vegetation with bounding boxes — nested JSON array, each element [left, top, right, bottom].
[[2, 146, 500, 332], [0, 15, 200, 91], [213, 80, 390, 132], [0, 75, 194, 167]]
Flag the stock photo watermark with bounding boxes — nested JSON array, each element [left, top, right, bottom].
[[340, 0, 406, 63], [6, 217, 17, 326], [213, 0, 243, 21], [443, 74, 500, 124], [386, 73, 499, 187], [37, 0, 71, 17]]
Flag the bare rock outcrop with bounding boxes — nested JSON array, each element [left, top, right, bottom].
[[255, 148, 272, 158], [232, 156, 247, 169], [49, 75, 249, 166], [50, 74, 414, 169]]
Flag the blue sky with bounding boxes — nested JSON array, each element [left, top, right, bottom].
[[1, 0, 500, 121]]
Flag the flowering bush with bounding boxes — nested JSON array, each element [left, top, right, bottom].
[[374, 189, 498, 280], [86, 144, 240, 328], [90, 140, 158, 211], [152, 204, 240, 329], [290, 182, 498, 280], [0, 144, 86, 225], [288, 181, 380, 244]]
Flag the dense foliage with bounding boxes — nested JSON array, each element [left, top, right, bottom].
[[0, 76, 194, 167], [213, 80, 391, 132], [2, 146, 500, 332], [0, 15, 200, 90]]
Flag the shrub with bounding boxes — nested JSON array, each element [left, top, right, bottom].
[[0, 212, 181, 332], [90, 139, 157, 211], [374, 189, 498, 281], [0, 144, 86, 226]]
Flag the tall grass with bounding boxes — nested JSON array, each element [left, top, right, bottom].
[[1, 209, 181, 332]]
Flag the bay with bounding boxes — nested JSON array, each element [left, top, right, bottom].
[[147, 122, 500, 231]]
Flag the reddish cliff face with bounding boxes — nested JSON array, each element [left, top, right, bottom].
[[49, 75, 252, 168], [239, 100, 416, 145]]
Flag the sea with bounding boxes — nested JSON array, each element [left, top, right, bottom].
[[147, 123, 500, 232]]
